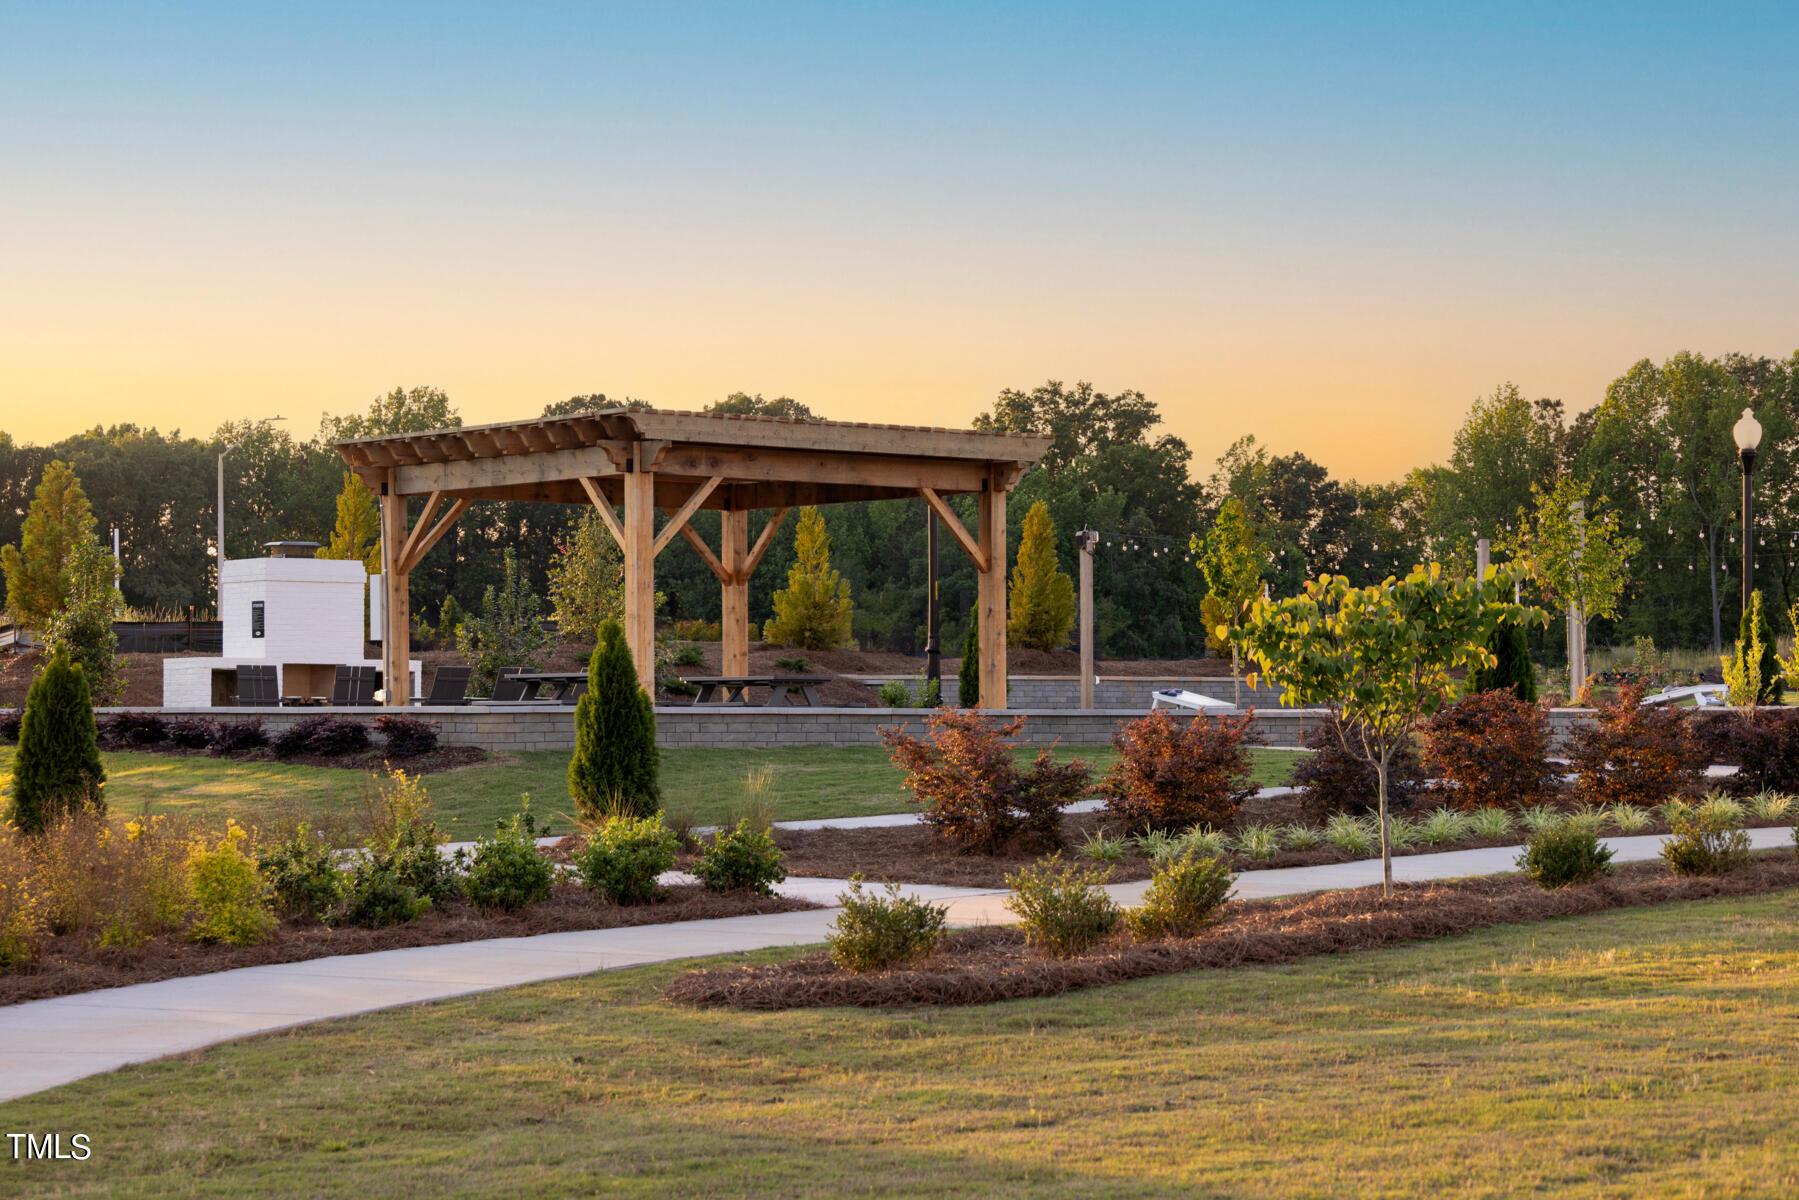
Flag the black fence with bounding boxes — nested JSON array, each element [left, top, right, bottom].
[[113, 621, 223, 654]]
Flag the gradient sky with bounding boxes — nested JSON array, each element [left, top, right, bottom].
[[3, 2, 1795, 481]]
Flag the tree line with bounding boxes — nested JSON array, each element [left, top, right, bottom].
[[1, 350, 1795, 659]]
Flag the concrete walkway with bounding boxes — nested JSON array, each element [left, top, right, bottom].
[[2, 825, 1792, 1105]]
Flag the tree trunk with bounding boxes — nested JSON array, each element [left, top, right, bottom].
[[1231, 645, 1241, 709], [1377, 754, 1392, 898]]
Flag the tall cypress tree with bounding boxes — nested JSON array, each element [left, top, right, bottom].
[[7, 651, 105, 834], [1007, 500, 1076, 651], [568, 618, 661, 820], [1467, 621, 1537, 703], [958, 606, 980, 708]]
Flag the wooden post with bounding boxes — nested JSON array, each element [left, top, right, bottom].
[[379, 471, 410, 706], [623, 456, 657, 693], [721, 509, 749, 676], [1078, 529, 1096, 709], [977, 472, 1007, 708]]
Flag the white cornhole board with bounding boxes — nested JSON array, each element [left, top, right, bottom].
[[1149, 688, 1237, 713]]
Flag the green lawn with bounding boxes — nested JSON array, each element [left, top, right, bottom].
[[0, 746, 1307, 842], [5, 892, 1798, 1196]]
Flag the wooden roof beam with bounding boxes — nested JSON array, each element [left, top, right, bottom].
[[653, 476, 724, 557], [920, 487, 987, 572]]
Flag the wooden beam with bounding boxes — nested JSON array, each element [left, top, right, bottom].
[[652, 476, 724, 557], [742, 508, 790, 582], [977, 476, 1007, 710], [919, 488, 987, 572], [395, 492, 443, 573], [622, 467, 657, 692], [379, 470, 411, 707], [720, 511, 750, 676], [397, 498, 469, 574], [578, 476, 626, 549], [676, 523, 730, 583]]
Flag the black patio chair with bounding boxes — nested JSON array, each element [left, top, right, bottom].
[[415, 665, 472, 706], [347, 667, 380, 706], [234, 664, 278, 706], [329, 665, 355, 705], [490, 666, 528, 702]]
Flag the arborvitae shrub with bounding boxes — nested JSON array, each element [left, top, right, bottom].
[[958, 608, 979, 708], [97, 711, 168, 749], [1290, 710, 1426, 817], [210, 719, 267, 756], [1466, 621, 1537, 702], [827, 876, 948, 972], [1516, 821, 1614, 888], [1007, 500, 1076, 652], [881, 709, 1089, 854], [373, 713, 439, 758], [1568, 684, 1704, 808], [1724, 590, 1783, 707], [1004, 854, 1119, 957], [568, 618, 661, 820], [1419, 689, 1555, 809], [6, 652, 105, 834], [1100, 710, 1259, 833]]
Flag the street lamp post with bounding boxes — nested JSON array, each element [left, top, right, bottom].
[[217, 416, 285, 609], [1733, 407, 1762, 615]]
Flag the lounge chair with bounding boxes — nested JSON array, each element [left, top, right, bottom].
[[414, 665, 472, 706], [490, 667, 528, 703], [234, 664, 278, 707]]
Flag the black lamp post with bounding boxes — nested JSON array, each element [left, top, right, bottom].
[[1734, 407, 1763, 615], [923, 504, 940, 684]]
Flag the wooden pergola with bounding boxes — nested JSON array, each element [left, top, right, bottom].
[[335, 407, 1051, 707]]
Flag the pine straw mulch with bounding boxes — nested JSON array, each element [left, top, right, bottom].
[[664, 854, 1799, 1010], [1, 884, 818, 1007]]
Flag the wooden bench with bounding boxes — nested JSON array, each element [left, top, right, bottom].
[[685, 675, 831, 706]]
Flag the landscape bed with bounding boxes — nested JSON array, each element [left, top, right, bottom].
[[665, 853, 1799, 1010], [0, 884, 818, 1007]]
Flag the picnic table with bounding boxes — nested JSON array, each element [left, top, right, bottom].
[[506, 671, 591, 703], [685, 675, 832, 706]]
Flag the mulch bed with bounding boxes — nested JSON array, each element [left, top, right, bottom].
[[2, 884, 818, 1008], [665, 854, 1799, 1010]]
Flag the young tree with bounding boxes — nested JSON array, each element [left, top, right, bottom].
[[1007, 500, 1075, 651], [320, 471, 381, 571], [763, 506, 853, 649], [568, 618, 660, 819], [6, 651, 106, 834], [1196, 497, 1264, 707], [1232, 565, 1543, 895], [43, 531, 126, 705], [1, 460, 94, 628], [958, 606, 980, 708], [456, 549, 554, 695], [1724, 590, 1782, 707], [546, 510, 624, 642]]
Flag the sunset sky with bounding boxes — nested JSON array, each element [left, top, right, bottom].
[[3, 2, 1795, 481]]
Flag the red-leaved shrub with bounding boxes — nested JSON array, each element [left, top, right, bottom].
[[1420, 689, 1556, 809], [1693, 708, 1799, 796], [1099, 709, 1259, 833], [1567, 683, 1704, 807], [374, 713, 440, 758], [1290, 711, 1427, 816], [881, 710, 1090, 854]]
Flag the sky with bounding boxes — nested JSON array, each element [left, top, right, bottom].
[[2, 1, 1795, 481]]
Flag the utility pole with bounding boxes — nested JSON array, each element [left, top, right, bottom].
[[1077, 529, 1097, 709]]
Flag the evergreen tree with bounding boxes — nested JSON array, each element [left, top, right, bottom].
[[568, 618, 660, 819], [6, 651, 105, 834], [1466, 620, 1537, 703], [437, 594, 466, 644], [763, 506, 853, 649], [1725, 590, 1783, 707], [43, 532, 126, 705], [1, 460, 95, 629], [958, 606, 980, 707], [321, 471, 381, 571], [1007, 500, 1075, 651]]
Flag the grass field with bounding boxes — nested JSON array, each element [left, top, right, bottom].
[[3, 891, 1796, 1196], [0, 745, 1308, 841]]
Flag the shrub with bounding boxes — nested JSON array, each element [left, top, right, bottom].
[[1419, 689, 1555, 810], [1076, 830, 1129, 862], [1467, 806, 1516, 839], [573, 813, 678, 904], [957, 608, 979, 708], [659, 676, 699, 698], [1290, 710, 1426, 817], [1568, 684, 1705, 808], [1323, 812, 1377, 855], [774, 655, 811, 673], [186, 821, 276, 945], [1698, 709, 1799, 796], [1101, 710, 1259, 833], [257, 824, 344, 921], [1124, 847, 1234, 941], [335, 861, 431, 928], [1661, 809, 1752, 876], [210, 718, 267, 756], [6, 651, 105, 833], [1281, 823, 1323, 851], [827, 876, 949, 972], [458, 547, 554, 696], [692, 819, 787, 895], [166, 717, 217, 749], [881, 710, 1089, 853], [0, 709, 20, 743], [1723, 589, 1783, 706], [1004, 854, 1119, 957], [97, 711, 168, 749], [568, 618, 661, 821], [1234, 824, 1280, 860], [363, 768, 457, 902], [877, 679, 914, 707], [670, 619, 721, 642], [463, 804, 555, 912], [1466, 620, 1537, 702], [373, 713, 439, 758], [1516, 821, 1614, 888], [272, 715, 369, 759], [671, 643, 707, 667], [0, 830, 46, 971], [38, 812, 192, 948]]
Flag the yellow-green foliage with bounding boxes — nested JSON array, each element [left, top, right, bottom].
[[0, 827, 46, 971], [30, 810, 190, 949], [186, 820, 276, 946], [1006, 500, 1075, 651], [0, 459, 94, 629], [320, 471, 381, 571], [763, 507, 853, 649]]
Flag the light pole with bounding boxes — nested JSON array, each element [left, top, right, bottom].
[[1733, 407, 1762, 615], [217, 416, 284, 610]]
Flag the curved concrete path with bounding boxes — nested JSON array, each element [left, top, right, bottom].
[[2, 825, 1791, 1105]]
